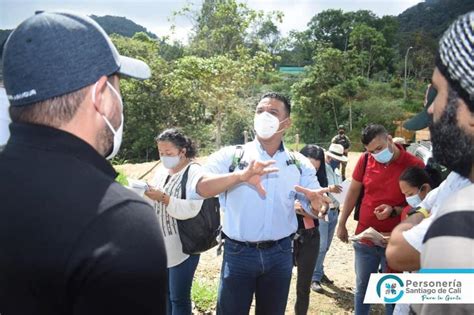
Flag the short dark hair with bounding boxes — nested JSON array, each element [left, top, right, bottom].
[[9, 87, 87, 127], [259, 92, 291, 116], [300, 144, 328, 188], [361, 124, 388, 145], [155, 128, 197, 158], [399, 166, 432, 189]]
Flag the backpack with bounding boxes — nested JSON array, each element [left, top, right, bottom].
[[228, 145, 302, 175], [177, 164, 221, 255]]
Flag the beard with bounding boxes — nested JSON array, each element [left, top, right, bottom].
[[97, 99, 121, 157], [429, 89, 474, 178], [97, 124, 114, 157]]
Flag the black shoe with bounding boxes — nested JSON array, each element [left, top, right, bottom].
[[321, 274, 334, 285], [311, 281, 324, 293]]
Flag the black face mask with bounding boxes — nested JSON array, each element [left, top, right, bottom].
[[338, 130, 344, 135], [429, 89, 474, 178], [329, 159, 340, 170]]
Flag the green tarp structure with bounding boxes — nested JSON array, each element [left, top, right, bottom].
[[278, 66, 305, 74]]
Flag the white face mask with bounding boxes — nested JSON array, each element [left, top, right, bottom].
[[161, 155, 181, 169], [254, 111, 287, 139], [92, 81, 124, 160]]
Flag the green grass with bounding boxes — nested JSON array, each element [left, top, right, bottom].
[[191, 279, 218, 313]]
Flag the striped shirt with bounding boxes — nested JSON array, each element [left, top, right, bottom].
[[412, 184, 474, 315]]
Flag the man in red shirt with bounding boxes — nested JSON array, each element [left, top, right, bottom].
[[336, 124, 424, 315]]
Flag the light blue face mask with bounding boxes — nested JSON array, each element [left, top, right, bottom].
[[372, 145, 394, 164], [406, 190, 423, 207]]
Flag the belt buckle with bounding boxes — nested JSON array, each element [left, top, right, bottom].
[[255, 240, 274, 249]]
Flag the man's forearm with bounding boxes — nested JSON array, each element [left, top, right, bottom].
[[196, 172, 243, 198], [387, 217, 424, 271], [339, 190, 358, 226]]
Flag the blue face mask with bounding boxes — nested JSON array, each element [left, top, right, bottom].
[[405, 186, 424, 207], [372, 145, 394, 164], [406, 193, 422, 208], [329, 159, 340, 170]]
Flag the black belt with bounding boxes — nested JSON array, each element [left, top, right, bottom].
[[223, 233, 292, 250]]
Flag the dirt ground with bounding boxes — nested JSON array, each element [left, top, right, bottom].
[[117, 152, 387, 315]]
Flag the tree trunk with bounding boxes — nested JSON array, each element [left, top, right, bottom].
[[215, 110, 222, 148], [349, 101, 353, 131], [367, 49, 373, 80], [331, 98, 339, 129]]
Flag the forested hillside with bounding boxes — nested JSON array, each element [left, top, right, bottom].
[[1, 0, 472, 162], [90, 15, 158, 39]]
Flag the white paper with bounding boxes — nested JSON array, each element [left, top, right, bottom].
[[127, 178, 149, 197], [349, 227, 390, 247], [332, 179, 351, 205]]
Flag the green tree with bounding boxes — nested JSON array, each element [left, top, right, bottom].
[[164, 52, 271, 148], [189, 0, 254, 57], [111, 35, 169, 161], [349, 23, 388, 79], [291, 48, 356, 143]]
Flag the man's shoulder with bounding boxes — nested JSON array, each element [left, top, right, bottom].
[[436, 184, 474, 217], [103, 182, 154, 212], [421, 184, 474, 269], [400, 148, 425, 167]]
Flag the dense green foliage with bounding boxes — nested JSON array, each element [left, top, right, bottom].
[[1, 0, 472, 161], [112, 0, 472, 161]]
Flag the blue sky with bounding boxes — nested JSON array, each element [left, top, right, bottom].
[[0, 0, 424, 42]]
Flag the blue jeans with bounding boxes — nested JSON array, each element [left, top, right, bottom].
[[217, 237, 293, 315], [353, 242, 393, 315], [312, 208, 338, 282], [167, 254, 200, 315]]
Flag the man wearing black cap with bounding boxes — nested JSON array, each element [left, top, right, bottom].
[[0, 12, 167, 314]]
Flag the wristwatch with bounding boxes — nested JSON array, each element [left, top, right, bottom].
[[389, 206, 400, 218]]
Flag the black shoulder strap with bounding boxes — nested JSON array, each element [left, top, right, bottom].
[[286, 150, 302, 175], [181, 162, 200, 199], [361, 152, 369, 177], [229, 145, 245, 172]]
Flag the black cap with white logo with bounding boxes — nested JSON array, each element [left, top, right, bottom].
[[2, 11, 151, 106]]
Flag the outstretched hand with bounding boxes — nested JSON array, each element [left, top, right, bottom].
[[294, 185, 332, 217], [238, 160, 279, 197]]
